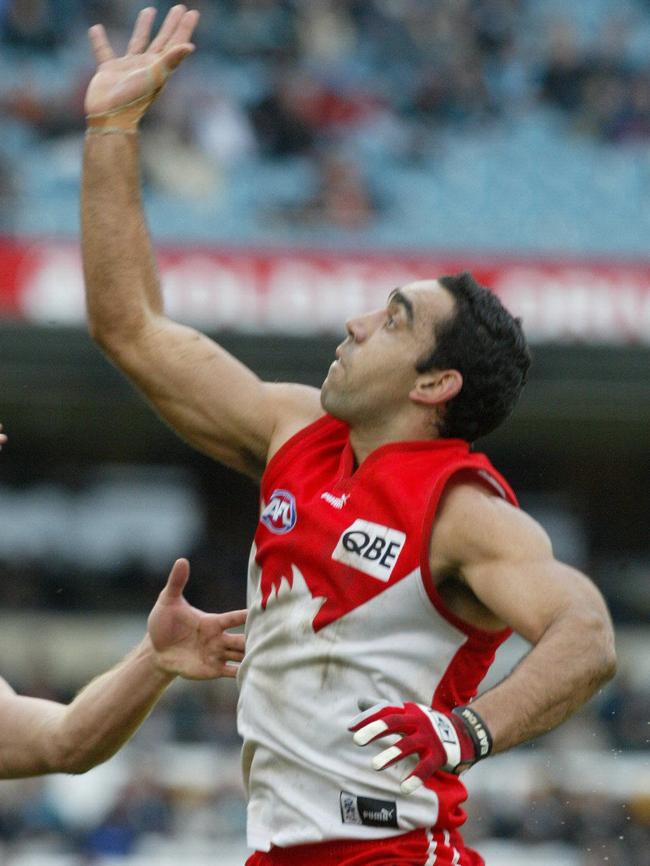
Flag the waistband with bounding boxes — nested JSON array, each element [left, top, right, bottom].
[[246, 828, 482, 866]]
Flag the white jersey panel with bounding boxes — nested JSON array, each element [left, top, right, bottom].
[[237, 544, 468, 850]]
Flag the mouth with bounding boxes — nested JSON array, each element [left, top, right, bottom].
[[334, 343, 347, 367]]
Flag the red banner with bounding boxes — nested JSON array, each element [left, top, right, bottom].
[[1, 237, 650, 344]]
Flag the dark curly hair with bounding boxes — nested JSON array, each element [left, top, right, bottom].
[[416, 272, 531, 442]]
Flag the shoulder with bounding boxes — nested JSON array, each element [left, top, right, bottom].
[[265, 382, 325, 463], [430, 478, 553, 571]]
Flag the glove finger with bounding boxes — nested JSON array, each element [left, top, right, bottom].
[[372, 743, 404, 770], [376, 734, 421, 767], [401, 774, 424, 795], [348, 699, 394, 730], [352, 712, 412, 746], [400, 755, 438, 795]]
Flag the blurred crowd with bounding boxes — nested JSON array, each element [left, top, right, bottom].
[[1, 0, 650, 232], [0, 666, 646, 863]]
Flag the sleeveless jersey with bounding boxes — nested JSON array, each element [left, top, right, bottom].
[[237, 415, 517, 852]]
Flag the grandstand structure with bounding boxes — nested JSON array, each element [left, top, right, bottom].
[[1, 1, 649, 865]]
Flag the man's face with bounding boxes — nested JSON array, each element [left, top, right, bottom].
[[320, 280, 456, 426]]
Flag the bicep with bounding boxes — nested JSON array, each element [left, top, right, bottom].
[[464, 553, 609, 645], [104, 316, 323, 477], [433, 484, 610, 644]]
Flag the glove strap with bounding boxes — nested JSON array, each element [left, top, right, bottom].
[[452, 705, 493, 762]]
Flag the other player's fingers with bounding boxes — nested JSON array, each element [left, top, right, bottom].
[[128, 6, 156, 54], [162, 558, 190, 598], [88, 24, 115, 64], [219, 663, 240, 678], [219, 609, 248, 630], [221, 633, 246, 653], [204, 630, 245, 657], [148, 4, 187, 52]]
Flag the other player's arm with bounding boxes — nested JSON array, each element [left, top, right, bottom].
[[81, 7, 321, 479], [431, 482, 617, 752], [0, 559, 246, 778]]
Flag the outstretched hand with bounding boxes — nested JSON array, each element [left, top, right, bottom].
[[147, 558, 246, 680], [85, 5, 199, 125], [0, 424, 6, 450]]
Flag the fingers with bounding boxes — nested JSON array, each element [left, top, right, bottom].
[[221, 633, 245, 654], [204, 630, 245, 655], [149, 5, 196, 53], [401, 773, 424, 795], [219, 665, 240, 679], [372, 735, 418, 770], [128, 7, 157, 54], [352, 718, 390, 745], [218, 609, 248, 630], [0, 423, 6, 450], [168, 8, 200, 48], [162, 557, 190, 599], [402, 756, 438, 794], [88, 24, 115, 64], [348, 699, 393, 730], [161, 42, 195, 72]]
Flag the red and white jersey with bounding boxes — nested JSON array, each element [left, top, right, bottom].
[[237, 415, 517, 852]]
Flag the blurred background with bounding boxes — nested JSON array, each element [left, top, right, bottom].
[[1, 0, 649, 864]]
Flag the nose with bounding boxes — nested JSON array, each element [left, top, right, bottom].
[[345, 309, 382, 342], [345, 316, 366, 342]]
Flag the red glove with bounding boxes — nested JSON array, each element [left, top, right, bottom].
[[349, 700, 492, 794]]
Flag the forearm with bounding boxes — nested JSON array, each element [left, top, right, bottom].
[[472, 611, 616, 754], [0, 639, 173, 778], [52, 636, 174, 773], [81, 133, 163, 343]]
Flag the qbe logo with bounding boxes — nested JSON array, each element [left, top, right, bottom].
[[260, 489, 297, 534], [331, 519, 406, 582]]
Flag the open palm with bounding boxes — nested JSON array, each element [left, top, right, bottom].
[[148, 559, 246, 680], [85, 5, 199, 118]]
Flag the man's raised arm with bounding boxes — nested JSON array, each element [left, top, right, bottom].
[[81, 6, 321, 479]]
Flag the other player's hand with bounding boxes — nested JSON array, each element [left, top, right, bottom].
[[147, 558, 246, 680], [85, 5, 199, 129], [349, 700, 483, 794], [0, 424, 7, 450]]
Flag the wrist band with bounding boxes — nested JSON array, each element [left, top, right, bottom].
[[452, 705, 493, 761]]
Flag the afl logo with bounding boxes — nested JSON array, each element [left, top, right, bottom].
[[260, 489, 297, 534]]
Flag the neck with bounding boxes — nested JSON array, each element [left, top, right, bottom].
[[348, 413, 439, 465]]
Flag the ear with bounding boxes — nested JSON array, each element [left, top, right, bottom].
[[409, 369, 463, 407]]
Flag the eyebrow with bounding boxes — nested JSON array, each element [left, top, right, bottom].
[[387, 288, 415, 327]]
